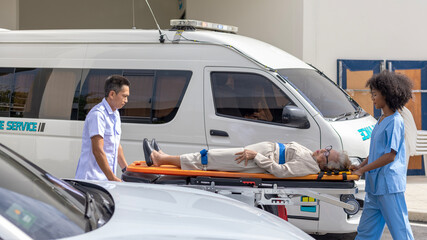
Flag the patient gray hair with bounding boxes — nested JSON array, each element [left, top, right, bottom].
[[326, 151, 351, 171]]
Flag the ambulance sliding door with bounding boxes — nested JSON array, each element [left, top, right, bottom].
[[387, 61, 426, 176]]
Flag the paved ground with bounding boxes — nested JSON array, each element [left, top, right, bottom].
[[406, 176, 427, 223], [311, 222, 427, 239]]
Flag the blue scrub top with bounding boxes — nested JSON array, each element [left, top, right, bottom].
[[365, 111, 406, 195]]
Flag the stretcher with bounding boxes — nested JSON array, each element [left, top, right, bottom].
[[123, 161, 363, 234]]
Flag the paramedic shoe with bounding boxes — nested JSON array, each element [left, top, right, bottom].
[[143, 138, 154, 166], [151, 138, 161, 152]]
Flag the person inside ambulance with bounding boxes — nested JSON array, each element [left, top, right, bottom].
[[213, 73, 273, 122], [143, 138, 351, 178], [213, 74, 242, 118], [245, 81, 273, 121]]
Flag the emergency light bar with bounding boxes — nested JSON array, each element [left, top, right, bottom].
[[170, 19, 238, 34]]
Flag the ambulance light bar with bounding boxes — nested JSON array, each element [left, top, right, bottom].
[[170, 19, 238, 34]]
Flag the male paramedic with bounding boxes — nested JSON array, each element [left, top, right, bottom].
[[75, 75, 130, 182], [143, 139, 351, 178]]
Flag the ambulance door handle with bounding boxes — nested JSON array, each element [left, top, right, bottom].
[[210, 129, 229, 137]]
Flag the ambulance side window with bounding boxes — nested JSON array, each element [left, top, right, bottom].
[[0, 68, 84, 120], [120, 70, 191, 124], [76, 69, 191, 124], [211, 72, 292, 124], [121, 71, 154, 122], [76, 69, 122, 120], [0, 68, 15, 117], [39, 69, 81, 120], [0, 68, 53, 118], [150, 71, 191, 123]]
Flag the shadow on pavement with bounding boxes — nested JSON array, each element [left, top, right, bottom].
[[310, 232, 357, 240]]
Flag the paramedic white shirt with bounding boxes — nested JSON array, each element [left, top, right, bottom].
[[75, 98, 121, 181]]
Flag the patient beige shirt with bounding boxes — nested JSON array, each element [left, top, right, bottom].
[[180, 141, 320, 177], [253, 142, 320, 177]]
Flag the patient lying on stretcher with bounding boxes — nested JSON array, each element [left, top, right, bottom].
[[143, 139, 351, 178]]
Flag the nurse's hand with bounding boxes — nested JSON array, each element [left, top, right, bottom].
[[352, 169, 363, 177], [349, 164, 360, 171], [235, 149, 257, 166]]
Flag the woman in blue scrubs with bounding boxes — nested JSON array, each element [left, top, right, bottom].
[[352, 71, 414, 240]]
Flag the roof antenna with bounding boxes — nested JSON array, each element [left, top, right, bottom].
[[145, 0, 165, 43], [132, 0, 136, 29]]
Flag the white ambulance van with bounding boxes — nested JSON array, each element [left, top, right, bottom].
[[0, 20, 375, 233]]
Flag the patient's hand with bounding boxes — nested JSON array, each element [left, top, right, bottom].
[[235, 149, 257, 166]]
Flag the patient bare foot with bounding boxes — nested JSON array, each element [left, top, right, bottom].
[[150, 151, 181, 168], [151, 150, 162, 167]]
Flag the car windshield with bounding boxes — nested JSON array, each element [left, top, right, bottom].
[[278, 68, 362, 119], [0, 144, 88, 239]]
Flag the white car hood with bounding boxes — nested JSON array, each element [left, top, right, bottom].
[[64, 181, 312, 240]]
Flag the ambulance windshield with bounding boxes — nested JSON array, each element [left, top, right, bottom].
[[278, 68, 366, 120]]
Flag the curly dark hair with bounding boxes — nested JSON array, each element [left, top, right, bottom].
[[365, 70, 413, 111]]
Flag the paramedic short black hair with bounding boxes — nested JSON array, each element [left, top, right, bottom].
[[104, 75, 130, 98], [365, 70, 413, 112]]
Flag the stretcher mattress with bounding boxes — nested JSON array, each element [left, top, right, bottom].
[[127, 161, 359, 181]]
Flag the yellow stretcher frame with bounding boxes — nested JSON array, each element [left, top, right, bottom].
[[127, 161, 360, 181]]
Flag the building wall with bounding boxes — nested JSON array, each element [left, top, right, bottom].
[[306, 0, 427, 81], [0, 0, 19, 30], [18, 0, 185, 30], [187, 0, 304, 59]]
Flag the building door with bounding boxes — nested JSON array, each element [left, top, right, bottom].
[[337, 59, 383, 118]]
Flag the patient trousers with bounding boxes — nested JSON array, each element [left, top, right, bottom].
[[180, 142, 276, 173], [356, 192, 414, 240]]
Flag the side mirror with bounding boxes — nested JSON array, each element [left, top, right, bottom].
[[282, 105, 310, 129]]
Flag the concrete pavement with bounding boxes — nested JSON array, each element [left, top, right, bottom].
[[406, 176, 427, 223]]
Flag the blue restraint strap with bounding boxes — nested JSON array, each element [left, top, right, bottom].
[[200, 149, 208, 166], [278, 143, 286, 164]]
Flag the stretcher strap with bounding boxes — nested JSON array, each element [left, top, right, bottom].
[[278, 143, 286, 164], [200, 149, 208, 171], [316, 171, 324, 181], [317, 170, 348, 180]]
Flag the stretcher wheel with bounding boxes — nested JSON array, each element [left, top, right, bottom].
[[340, 194, 355, 202], [343, 198, 360, 216]]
